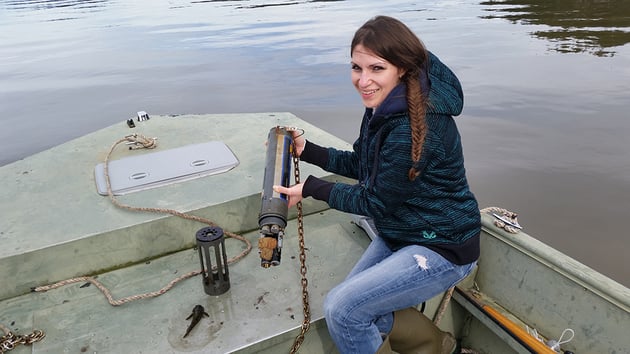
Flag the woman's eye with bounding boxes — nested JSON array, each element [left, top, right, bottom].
[[372, 66, 384, 71], [351, 64, 361, 71]]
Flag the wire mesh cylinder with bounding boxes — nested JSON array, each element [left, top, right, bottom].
[[196, 226, 230, 295]]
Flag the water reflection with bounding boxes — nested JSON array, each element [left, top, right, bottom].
[[4, 0, 109, 22], [480, 0, 630, 56], [188, 0, 345, 8], [4, 0, 108, 11], [238, 0, 345, 9]]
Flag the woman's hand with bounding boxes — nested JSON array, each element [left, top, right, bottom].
[[288, 129, 306, 157], [273, 183, 304, 208]]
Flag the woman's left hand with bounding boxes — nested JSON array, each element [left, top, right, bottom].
[[273, 183, 304, 208]]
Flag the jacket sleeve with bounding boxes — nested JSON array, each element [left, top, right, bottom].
[[302, 175, 335, 202], [327, 125, 426, 218], [300, 140, 328, 169], [301, 139, 361, 180]]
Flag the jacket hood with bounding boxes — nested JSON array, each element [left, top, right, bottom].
[[426, 52, 464, 116], [368, 51, 463, 124]]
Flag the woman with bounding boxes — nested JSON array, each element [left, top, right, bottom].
[[274, 16, 480, 354]]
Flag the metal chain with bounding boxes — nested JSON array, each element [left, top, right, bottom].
[[289, 141, 311, 354], [0, 327, 45, 353]]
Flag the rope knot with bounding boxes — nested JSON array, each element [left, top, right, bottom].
[[124, 134, 157, 150], [480, 207, 522, 234]]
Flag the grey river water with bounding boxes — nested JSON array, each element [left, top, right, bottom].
[[1, 0, 629, 287]]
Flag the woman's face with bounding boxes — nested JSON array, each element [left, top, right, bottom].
[[351, 44, 405, 110]]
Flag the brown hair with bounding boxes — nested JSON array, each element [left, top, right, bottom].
[[351, 16, 429, 181]]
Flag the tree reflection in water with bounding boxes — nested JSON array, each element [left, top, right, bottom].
[[480, 0, 630, 56]]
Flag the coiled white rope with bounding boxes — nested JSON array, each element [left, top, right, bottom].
[[480, 206, 522, 233]]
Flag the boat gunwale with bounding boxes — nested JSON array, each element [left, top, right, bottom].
[[480, 212, 630, 313]]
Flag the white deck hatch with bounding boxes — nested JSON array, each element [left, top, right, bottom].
[[94, 141, 239, 195]]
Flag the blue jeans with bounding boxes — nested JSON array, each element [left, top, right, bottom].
[[323, 235, 477, 354]]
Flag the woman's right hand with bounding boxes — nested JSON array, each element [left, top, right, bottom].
[[288, 128, 306, 157]]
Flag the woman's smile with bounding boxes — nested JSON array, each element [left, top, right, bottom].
[[361, 88, 380, 98]]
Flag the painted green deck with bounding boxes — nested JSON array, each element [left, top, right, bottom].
[[0, 113, 351, 301], [0, 112, 360, 353], [1, 209, 369, 353]]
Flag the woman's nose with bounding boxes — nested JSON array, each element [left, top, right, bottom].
[[358, 72, 371, 87]]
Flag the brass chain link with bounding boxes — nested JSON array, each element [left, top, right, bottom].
[[289, 141, 311, 354], [1, 329, 45, 353]]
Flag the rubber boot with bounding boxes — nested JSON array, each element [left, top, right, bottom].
[[389, 307, 457, 354], [376, 334, 392, 354]]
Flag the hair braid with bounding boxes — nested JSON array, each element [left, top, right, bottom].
[[406, 72, 428, 181]]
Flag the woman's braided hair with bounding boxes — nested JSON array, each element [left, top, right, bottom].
[[351, 16, 430, 181]]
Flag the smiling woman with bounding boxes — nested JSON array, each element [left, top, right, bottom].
[[273, 15, 481, 354]]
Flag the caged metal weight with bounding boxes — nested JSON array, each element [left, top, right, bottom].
[[196, 226, 230, 295]]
